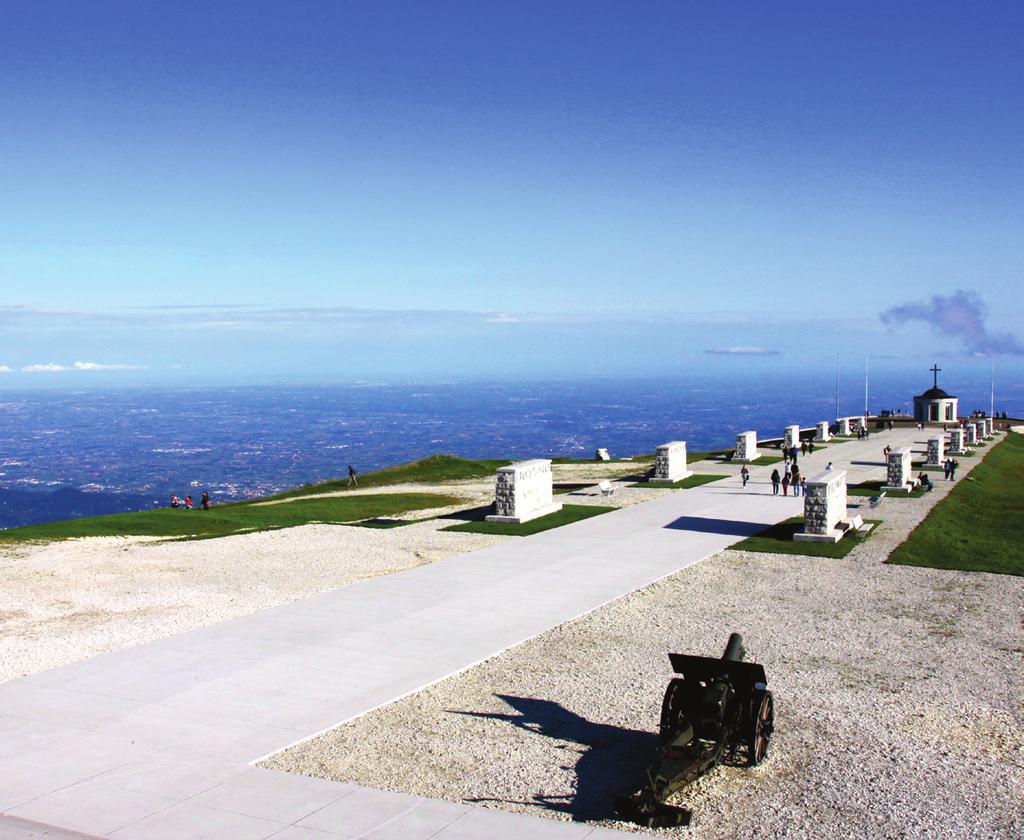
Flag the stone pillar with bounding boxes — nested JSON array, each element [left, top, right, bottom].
[[985, 417, 995, 437], [882, 447, 914, 493], [926, 436, 944, 467], [736, 431, 758, 462], [974, 420, 986, 441], [795, 469, 848, 543], [595, 448, 610, 461], [948, 428, 965, 454], [815, 421, 830, 442], [964, 423, 977, 447], [650, 441, 692, 483], [783, 424, 800, 452], [486, 459, 562, 524], [837, 417, 851, 436]]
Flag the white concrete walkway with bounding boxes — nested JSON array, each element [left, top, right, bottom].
[[0, 430, 926, 839]]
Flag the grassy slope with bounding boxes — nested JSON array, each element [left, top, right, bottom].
[[0, 493, 463, 544], [442, 504, 615, 536], [268, 454, 510, 500], [887, 433, 1024, 576]]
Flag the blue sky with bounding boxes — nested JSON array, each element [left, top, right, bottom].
[[1, 1, 1022, 385]]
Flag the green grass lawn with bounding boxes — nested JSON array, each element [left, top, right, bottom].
[[848, 480, 929, 499], [268, 454, 510, 500], [627, 474, 727, 489], [441, 503, 615, 536], [887, 433, 1024, 576], [732, 516, 882, 558], [0, 493, 463, 544], [750, 454, 784, 465]]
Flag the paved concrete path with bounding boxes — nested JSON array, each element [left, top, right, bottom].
[[0, 429, 928, 839]]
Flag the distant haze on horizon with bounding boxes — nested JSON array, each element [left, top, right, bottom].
[[1, 2, 1022, 384]]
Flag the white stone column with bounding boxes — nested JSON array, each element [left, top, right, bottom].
[[736, 431, 759, 462], [486, 459, 562, 524], [965, 424, 977, 447], [882, 447, 914, 493], [926, 436, 944, 467], [783, 424, 800, 452], [815, 421, 830, 442], [837, 417, 851, 436], [974, 420, 987, 441], [795, 469, 848, 543], [948, 428, 965, 454], [985, 417, 995, 437], [650, 441, 692, 483]]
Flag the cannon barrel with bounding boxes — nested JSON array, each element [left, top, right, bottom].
[[722, 632, 746, 662]]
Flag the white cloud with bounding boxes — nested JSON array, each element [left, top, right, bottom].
[[705, 346, 781, 356], [0, 365, 12, 372], [22, 363, 69, 372], [73, 361, 139, 370], [21, 361, 141, 372]]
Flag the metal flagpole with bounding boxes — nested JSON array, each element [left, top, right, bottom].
[[864, 355, 869, 418], [835, 353, 840, 420]]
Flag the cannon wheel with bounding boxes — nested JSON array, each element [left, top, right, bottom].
[[747, 690, 774, 766], [659, 678, 687, 743]]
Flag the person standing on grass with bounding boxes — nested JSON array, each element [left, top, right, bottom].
[[347, 464, 358, 487], [740, 465, 750, 488], [201, 491, 210, 510], [770, 468, 780, 495]]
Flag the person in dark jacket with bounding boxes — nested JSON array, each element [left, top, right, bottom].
[[770, 468, 781, 495]]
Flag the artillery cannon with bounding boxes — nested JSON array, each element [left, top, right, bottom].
[[615, 633, 774, 827]]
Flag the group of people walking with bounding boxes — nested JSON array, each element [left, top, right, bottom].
[[170, 491, 210, 510], [942, 458, 960, 481], [768, 464, 806, 496]]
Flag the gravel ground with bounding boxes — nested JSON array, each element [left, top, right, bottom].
[[0, 462, 643, 682], [0, 519, 512, 682], [264, 449, 1023, 839]]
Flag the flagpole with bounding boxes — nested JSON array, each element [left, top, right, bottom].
[[835, 353, 840, 420], [864, 355, 869, 418]]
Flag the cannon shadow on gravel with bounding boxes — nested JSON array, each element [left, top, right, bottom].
[[449, 694, 659, 821]]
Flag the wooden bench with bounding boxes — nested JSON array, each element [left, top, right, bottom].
[[598, 480, 615, 497]]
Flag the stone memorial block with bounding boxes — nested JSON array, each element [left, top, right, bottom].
[[735, 431, 758, 461], [964, 423, 977, 446], [974, 420, 987, 441], [784, 424, 800, 451], [948, 427, 965, 454], [815, 421, 830, 442], [486, 459, 562, 524], [650, 441, 692, 483], [836, 417, 852, 436], [926, 436, 944, 467], [794, 469, 848, 543], [851, 416, 865, 432], [985, 417, 994, 437], [882, 447, 914, 493], [595, 448, 610, 461]]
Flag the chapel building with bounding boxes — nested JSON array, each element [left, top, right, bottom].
[[913, 364, 958, 423]]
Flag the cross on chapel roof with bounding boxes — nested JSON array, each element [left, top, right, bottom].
[[930, 364, 941, 389]]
